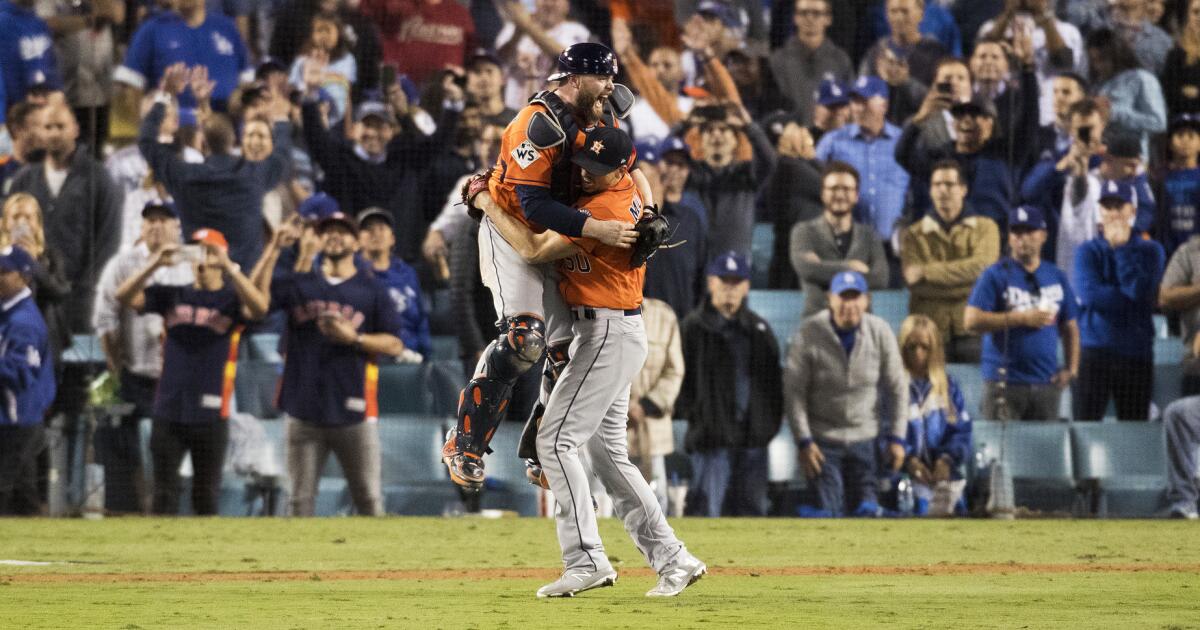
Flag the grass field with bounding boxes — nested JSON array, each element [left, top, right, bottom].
[[1, 518, 1198, 629]]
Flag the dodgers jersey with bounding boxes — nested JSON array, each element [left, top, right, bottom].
[[271, 269, 399, 427], [558, 173, 645, 311], [0, 287, 55, 426], [116, 10, 252, 109], [0, 0, 60, 108], [144, 284, 244, 424]]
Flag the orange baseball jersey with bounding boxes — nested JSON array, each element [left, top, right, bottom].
[[487, 102, 621, 232], [557, 174, 645, 310]]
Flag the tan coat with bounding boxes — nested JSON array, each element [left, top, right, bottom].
[[900, 213, 1000, 338], [628, 298, 684, 464]]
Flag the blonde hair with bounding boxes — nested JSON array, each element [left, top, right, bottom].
[[898, 314, 957, 423], [1180, 0, 1200, 65], [0, 193, 46, 258]]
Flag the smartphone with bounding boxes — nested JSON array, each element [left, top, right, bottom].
[[178, 244, 204, 265], [10, 222, 32, 244], [380, 63, 397, 90], [936, 81, 953, 95], [1078, 125, 1093, 144]]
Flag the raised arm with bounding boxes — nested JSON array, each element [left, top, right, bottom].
[[115, 245, 179, 312]]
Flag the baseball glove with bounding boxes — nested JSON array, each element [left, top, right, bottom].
[[629, 206, 670, 268], [460, 167, 494, 221]]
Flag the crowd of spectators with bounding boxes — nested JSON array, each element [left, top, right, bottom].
[[5, 0, 1200, 519]]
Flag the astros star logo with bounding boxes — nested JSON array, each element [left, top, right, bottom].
[[590, 140, 605, 154]]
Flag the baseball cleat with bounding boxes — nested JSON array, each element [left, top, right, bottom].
[[536, 569, 618, 598], [646, 557, 706, 597], [446, 453, 485, 490], [524, 459, 550, 489]]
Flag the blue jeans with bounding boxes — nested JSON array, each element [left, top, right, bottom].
[[688, 447, 768, 516], [814, 439, 878, 516]]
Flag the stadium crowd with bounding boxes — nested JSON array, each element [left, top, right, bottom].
[[3, 0, 1200, 520]]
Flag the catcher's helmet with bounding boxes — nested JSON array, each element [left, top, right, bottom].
[[547, 42, 618, 81]]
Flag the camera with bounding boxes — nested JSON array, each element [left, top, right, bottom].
[[1078, 125, 1093, 144], [936, 81, 953, 95]]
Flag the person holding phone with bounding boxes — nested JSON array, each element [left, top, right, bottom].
[[860, 0, 948, 87], [115, 227, 268, 515]]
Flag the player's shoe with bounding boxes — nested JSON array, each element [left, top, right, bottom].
[[536, 568, 618, 598], [524, 459, 550, 489], [646, 556, 706, 598], [446, 453, 485, 490]]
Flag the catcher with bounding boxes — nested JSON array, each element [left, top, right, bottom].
[[442, 42, 669, 490]]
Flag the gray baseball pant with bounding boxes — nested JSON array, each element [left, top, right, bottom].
[[1165, 396, 1200, 512], [286, 415, 383, 516], [537, 314, 689, 575]]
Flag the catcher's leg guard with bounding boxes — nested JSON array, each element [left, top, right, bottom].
[[446, 314, 547, 487], [521, 343, 570, 488]]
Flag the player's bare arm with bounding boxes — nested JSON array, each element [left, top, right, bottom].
[[476, 189, 578, 263], [631, 167, 654, 207]]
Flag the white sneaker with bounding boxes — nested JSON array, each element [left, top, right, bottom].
[[646, 557, 707, 597], [536, 568, 618, 598], [1169, 505, 1199, 520]]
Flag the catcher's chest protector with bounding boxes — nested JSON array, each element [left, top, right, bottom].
[[527, 90, 617, 207]]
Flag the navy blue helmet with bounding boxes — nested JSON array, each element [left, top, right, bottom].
[[547, 42, 618, 81]]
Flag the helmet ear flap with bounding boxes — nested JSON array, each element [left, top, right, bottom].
[[608, 83, 636, 119]]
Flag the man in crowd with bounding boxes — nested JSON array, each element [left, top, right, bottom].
[[965, 206, 1079, 421], [785, 270, 908, 516], [677, 252, 782, 517], [901, 160, 1000, 362], [1034, 73, 1088, 162], [8, 102, 122, 333], [1159, 217, 1200, 396], [464, 50, 517, 128], [767, 0, 853, 126], [1073, 182, 1165, 421], [790, 161, 889, 316], [816, 76, 908, 251], [643, 137, 707, 321], [255, 211, 405, 516], [0, 0, 60, 109], [138, 63, 291, 270], [1, 102, 41, 194], [0, 245, 56, 515], [357, 207, 431, 363], [808, 79, 851, 145], [861, 0, 948, 87], [495, 0, 591, 112], [979, 0, 1085, 125]]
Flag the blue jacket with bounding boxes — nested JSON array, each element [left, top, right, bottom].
[[1074, 236, 1165, 359], [904, 376, 972, 471], [0, 288, 56, 426], [0, 1, 60, 108], [372, 258, 432, 360]]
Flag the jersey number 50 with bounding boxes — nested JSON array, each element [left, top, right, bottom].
[[562, 253, 592, 273]]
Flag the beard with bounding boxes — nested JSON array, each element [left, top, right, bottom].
[[324, 248, 353, 263], [571, 91, 604, 125]]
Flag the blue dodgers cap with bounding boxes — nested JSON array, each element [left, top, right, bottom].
[[850, 75, 888, 101], [141, 199, 178, 218], [1098, 179, 1135, 206], [297, 192, 340, 223], [697, 0, 743, 28], [815, 78, 849, 107], [635, 139, 661, 165], [1009, 205, 1046, 230], [0, 245, 35, 275], [829, 270, 868, 295], [705, 251, 751, 280], [657, 135, 689, 159], [354, 100, 396, 125]]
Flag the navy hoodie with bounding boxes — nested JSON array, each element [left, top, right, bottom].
[[1074, 235, 1165, 359]]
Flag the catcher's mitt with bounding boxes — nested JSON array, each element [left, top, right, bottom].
[[629, 206, 670, 268], [460, 167, 494, 221]]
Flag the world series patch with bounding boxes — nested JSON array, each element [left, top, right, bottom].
[[511, 141, 540, 169]]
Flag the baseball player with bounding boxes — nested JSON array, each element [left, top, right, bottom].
[[477, 126, 705, 599], [443, 41, 656, 490]]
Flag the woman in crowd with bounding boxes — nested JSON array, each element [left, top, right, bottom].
[[0, 194, 72, 378], [289, 12, 357, 124], [898, 314, 972, 516], [115, 229, 268, 516], [1163, 0, 1200, 121]]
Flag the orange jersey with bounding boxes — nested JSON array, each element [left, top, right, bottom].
[[487, 100, 621, 233], [557, 174, 645, 311]]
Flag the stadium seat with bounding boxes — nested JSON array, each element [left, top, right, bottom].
[[428, 359, 466, 416], [1155, 336, 1186, 366], [972, 420, 1076, 513], [246, 333, 282, 363], [945, 363, 983, 421], [430, 335, 459, 361], [746, 290, 804, 354], [1154, 364, 1183, 418], [234, 361, 282, 419], [751, 222, 774, 288], [376, 363, 435, 414], [62, 334, 105, 365], [1070, 423, 1167, 517], [870, 290, 909, 334]]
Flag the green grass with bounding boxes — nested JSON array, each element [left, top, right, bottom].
[[1, 518, 1198, 629]]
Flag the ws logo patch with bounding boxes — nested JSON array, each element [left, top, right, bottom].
[[510, 141, 540, 169]]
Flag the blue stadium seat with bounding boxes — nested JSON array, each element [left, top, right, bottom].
[[377, 363, 435, 414], [972, 420, 1076, 513], [62, 334, 104, 365], [747, 290, 804, 354], [1155, 336, 1186, 366], [870, 289, 909, 334], [1070, 423, 1167, 517], [234, 361, 281, 419], [751, 222, 774, 288], [430, 335, 459, 361], [428, 359, 466, 416], [246, 333, 282, 363], [1154, 364, 1184, 417], [946, 363, 984, 421]]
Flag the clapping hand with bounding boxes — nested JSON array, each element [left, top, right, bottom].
[[159, 62, 190, 96]]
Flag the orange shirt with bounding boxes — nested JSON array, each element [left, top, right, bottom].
[[557, 174, 645, 311], [487, 100, 622, 233]]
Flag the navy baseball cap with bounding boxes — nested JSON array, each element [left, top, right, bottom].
[[697, 0, 743, 28], [0, 245, 35, 275], [1171, 113, 1200, 135], [830, 270, 868, 295], [705, 251, 751, 280], [466, 48, 503, 71], [141, 200, 178, 219], [572, 127, 634, 175], [354, 101, 396, 125], [1009, 205, 1047, 231], [255, 58, 287, 80], [1098, 179, 1135, 206], [356, 207, 394, 229], [850, 75, 888, 101], [658, 135, 689, 160], [316, 211, 358, 234], [816, 78, 850, 107], [635, 140, 661, 165], [298, 192, 340, 223]]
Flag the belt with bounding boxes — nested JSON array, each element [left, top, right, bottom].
[[571, 306, 642, 320]]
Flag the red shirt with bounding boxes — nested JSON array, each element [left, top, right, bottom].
[[362, 0, 476, 85]]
